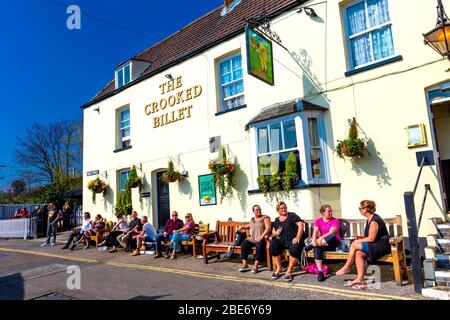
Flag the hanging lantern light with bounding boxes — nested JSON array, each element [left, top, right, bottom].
[[424, 0, 450, 59]]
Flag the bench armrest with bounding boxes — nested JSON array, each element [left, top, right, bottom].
[[202, 232, 218, 245], [389, 236, 404, 245]]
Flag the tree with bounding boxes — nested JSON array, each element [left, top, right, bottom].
[[14, 118, 83, 186], [11, 180, 25, 196]]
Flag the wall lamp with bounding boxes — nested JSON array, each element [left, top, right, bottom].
[[424, 0, 450, 59], [298, 7, 317, 17], [165, 73, 174, 81]]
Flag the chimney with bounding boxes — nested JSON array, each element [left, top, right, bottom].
[[224, 0, 233, 8]]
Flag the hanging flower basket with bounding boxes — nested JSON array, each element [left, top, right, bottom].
[[335, 118, 367, 160], [160, 160, 184, 183], [87, 177, 108, 204], [126, 165, 143, 192], [208, 147, 236, 201]]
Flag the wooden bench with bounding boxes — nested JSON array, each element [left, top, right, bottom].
[[180, 223, 210, 258], [202, 221, 272, 268], [89, 220, 113, 247], [300, 215, 408, 285]]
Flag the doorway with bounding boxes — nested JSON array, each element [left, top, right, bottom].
[[155, 171, 170, 229], [428, 84, 450, 212]]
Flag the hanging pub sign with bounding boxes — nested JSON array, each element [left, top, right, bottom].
[[198, 174, 217, 206], [245, 26, 274, 86]]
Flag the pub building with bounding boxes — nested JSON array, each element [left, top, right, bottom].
[[82, 0, 450, 256]]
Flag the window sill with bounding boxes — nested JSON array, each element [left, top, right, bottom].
[[113, 146, 132, 153], [215, 104, 247, 116], [344, 55, 403, 77], [247, 183, 341, 195]]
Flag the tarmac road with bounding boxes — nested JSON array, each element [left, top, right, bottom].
[[0, 235, 426, 301]]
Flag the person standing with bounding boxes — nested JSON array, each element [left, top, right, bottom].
[[41, 203, 61, 247], [61, 202, 73, 231], [154, 211, 184, 258]]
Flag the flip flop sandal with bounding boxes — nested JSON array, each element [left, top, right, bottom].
[[344, 280, 357, 287], [352, 284, 367, 290]]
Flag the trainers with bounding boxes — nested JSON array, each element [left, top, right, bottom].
[[50, 242, 56, 246], [153, 253, 162, 259], [41, 243, 49, 247], [83, 244, 89, 250], [131, 250, 140, 256], [108, 248, 117, 253], [251, 267, 259, 274], [70, 244, 76, 250], [238, 266, 250, 272], [284, 274, 293, 282], [61, 246, 68, 250], [271, 273, 280, 280], [317, 271, 326, 282]]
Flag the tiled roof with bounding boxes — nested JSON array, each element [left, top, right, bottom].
[[245, 98, 327, 130], [84, 0, 304, 108]]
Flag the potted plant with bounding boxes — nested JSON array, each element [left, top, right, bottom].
[[283, 152, 299, 195], [257, 160, 270, 198], [126, 165, 143, 192], [160, 160, 184, 183], [87, 177, 108, 204], [115, 190, 132, 216], [335, 118, 367, 160], [208, 146, 236, 201]]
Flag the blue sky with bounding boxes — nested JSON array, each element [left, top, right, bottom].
[[0, 0, 223, 189]]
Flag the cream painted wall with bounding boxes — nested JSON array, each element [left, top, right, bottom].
[[83, 0, 450, 236]]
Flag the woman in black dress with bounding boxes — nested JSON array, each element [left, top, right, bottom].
[[336, 200, 391, 289], [269, 201, 305, 282]]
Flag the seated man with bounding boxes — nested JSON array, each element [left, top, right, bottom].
[[154, 211, 184, 259], [132, 216, 157, 256], [117, 211, 142, 252], [61, 212, 92, 250]]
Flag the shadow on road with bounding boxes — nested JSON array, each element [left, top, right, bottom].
[[0, 273, 24, 300], [129, 294, 172, 300]]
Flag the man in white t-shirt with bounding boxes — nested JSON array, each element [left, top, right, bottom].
[[132, 216, 157, 256], [61, 212, 92, 250]]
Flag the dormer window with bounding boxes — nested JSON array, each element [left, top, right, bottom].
[[116, 64, 131, 89]]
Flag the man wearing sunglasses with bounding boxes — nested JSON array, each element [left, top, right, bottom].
[[154, 211, 184, 258]]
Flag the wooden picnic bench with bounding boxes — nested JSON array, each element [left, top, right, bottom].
[[299, 215, 408, 286], [202, 221, 272, 268]]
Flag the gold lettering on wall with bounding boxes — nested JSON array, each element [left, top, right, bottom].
[[145, 75, 202, 129]]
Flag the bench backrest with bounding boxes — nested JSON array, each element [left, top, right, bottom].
[[215, 221, 249, 242], [196, 223, 210, 235], [303, 215, 403, 238]]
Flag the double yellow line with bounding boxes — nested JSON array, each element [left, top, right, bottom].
[[0, 247, 416, 300]]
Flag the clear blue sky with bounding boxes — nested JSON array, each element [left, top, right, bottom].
[[0, 0, 223, 189]]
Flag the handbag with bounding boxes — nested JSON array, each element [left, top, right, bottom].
[[304, 262, 329, 275]]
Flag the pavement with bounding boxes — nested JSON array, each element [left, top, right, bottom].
[[0, 232, 429, 300]]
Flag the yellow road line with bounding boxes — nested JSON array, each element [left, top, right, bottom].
[[0, 247, 99, 263], [0, 247, 415, 300], [107, 262, 415, 301]]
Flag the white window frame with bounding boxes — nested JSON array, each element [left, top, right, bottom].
[[117, 106, 131, 149], [343, 0, 397, 71], [116, 63, 132, 89], [118, 169, 130, 192], [250, 111, 330, 189], [218, 53, 245, 112]]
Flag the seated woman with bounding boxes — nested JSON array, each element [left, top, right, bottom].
[[167, 213, 196, 259], [270, 201, 306, 282], [62, 212, 92, 250], [79, 214, 105, 249], [335, 200, 391, 289], [132, 216, 157, 256], [237, 204, 271, 274], [98, 212, 128, 252], [312, 204, 341, 282]]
